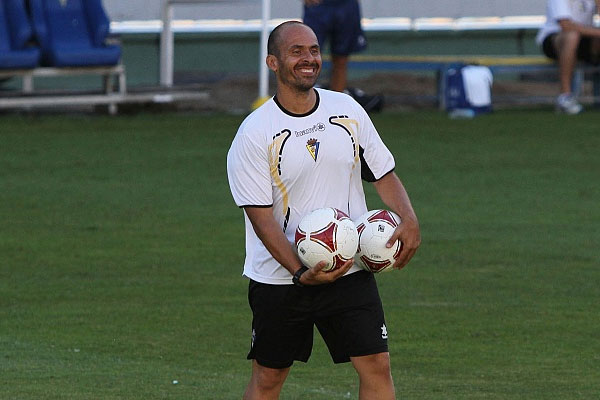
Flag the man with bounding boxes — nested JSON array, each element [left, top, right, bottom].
[[303, 0, 384, 112], [227, 21, 420, 400], [536, 0, 600, 114]]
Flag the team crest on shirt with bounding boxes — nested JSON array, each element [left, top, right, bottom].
[[306, 138, 320, 161]]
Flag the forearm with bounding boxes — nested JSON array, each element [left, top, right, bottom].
[[373, 172, 418, 225], [244, 206, 303, 275], [560, 19, 600, 38], [372, 171, 421, 269], [244, 206, 354, 284], [576, 24, 600, 37]]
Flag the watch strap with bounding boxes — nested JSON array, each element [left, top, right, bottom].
[[292, 266, 309, 287]]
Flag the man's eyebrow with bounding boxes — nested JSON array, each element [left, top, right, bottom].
[[288, 44, 320, 50]]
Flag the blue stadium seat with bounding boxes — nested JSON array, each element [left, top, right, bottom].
[[28, 0, 121, 67], [0, 0, 41, 69]]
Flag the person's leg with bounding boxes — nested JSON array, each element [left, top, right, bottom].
[[244, 280, 313, 399], [554, 30, 581, 94], [329, 54, 349, 92], [550, 30, 584, 113], [328, 0, 365, 92], [316, 272, 392, 398], [351, 352, 395, 400], [243, 360, 291, 400]]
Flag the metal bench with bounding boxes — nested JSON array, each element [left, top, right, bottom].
[[0, 64, 126, 114]]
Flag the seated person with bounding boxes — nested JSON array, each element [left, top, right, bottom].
[[536, 0, 600, 114]]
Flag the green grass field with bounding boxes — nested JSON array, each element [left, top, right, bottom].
[[1, 110, 599, 399]]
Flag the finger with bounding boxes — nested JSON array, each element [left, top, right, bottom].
[[301, 261, 326, 285], [392, 241, 411, 269], [324, 259, 353, 281], [312, 261, 327, 273], [338, 258, 354, 273], [393, 246, 417, 270], [386, 227, 403, 248]]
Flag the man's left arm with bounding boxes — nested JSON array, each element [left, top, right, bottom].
[[372, 171, 421, 270]]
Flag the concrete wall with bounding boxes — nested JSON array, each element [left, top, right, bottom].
[[103, 0, 547, 22]]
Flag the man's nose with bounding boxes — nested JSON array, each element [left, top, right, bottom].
[[302, 50, 318, 62]]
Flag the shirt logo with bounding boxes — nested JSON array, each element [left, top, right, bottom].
[[294, 122, 326, 137], [59, 0, 68, 7], [306, 138, 320, 162]]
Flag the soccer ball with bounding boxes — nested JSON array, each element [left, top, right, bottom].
[[354, 209, 402, 273], [294, 207, 359, 271]]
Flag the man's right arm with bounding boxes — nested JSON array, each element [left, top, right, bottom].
[[244, 206, 353, 285], [558, 18, 600, 37]]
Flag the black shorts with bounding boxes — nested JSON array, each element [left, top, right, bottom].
[[247, 271, 388, 369], [303, 0, 367, 56], [542, 33, 599, 64]]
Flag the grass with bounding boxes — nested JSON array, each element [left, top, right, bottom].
[[0, 109, 599, 399]]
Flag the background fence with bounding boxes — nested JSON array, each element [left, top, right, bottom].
[[103, 0, 548, 22]]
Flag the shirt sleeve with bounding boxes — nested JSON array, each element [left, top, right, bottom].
[[548, 0, 572, 22], [227, 126, 273, 207], [356, 104, 395, 182]]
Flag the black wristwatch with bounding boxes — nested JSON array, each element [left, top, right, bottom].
[[292, 266, 309, 287]]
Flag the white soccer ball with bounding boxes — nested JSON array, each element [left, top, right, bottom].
[[354, 209, 402, 273], [294, 207, 359, 271]]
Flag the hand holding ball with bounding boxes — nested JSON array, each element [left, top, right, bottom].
[[294, 208, 402, 274], [354, 210, 403, 273]]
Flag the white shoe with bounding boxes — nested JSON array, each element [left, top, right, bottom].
[[556, 93, 583, 115]]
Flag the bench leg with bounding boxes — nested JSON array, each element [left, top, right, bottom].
[[118, 70, 126, 95], [22, 74, 34, 93], [103, 74, 118, 115]]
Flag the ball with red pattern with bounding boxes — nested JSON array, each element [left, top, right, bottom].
[[294, 207, 359, 271], [354, 209, 403, 273]]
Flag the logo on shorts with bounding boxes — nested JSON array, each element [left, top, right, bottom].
[[381, 324, 388, 339], [251, 328, 256, 348], [306, 138, 320, 162]]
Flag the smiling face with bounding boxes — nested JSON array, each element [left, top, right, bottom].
[[267, 23, 322, 93]]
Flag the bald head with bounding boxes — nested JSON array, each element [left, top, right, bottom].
[[267, 21, 313, 58], [265, 20, 321, 94]]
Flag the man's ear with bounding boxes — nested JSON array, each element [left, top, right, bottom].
[[266, 55, 278, 72]]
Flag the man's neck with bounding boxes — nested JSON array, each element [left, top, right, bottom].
[[275, 86, 317, 115]]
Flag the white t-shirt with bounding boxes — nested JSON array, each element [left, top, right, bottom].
[[536, 0, 597, 45], [227, 88, 395, 285]]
